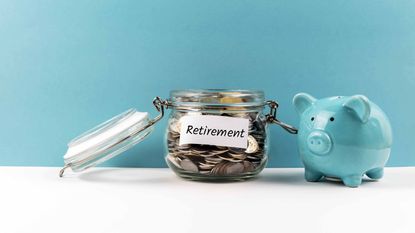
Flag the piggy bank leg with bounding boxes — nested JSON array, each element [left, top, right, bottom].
[[342, 175, 363, 188], [304, 168, 323, 182], [366, 168, 384, 180]]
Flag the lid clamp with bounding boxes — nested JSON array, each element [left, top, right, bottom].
[[148, 96, 169, 127], [266, 100, 298, 134], [59, 164, 71, 178]]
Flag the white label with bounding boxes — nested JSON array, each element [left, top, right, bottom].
[[179, 115, 249, 149]]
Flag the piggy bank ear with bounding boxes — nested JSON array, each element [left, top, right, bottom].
[[343, 95, 371, 123], [293, 93, 316, 115]]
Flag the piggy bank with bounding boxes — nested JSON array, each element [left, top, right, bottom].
[[293, 93, 392, 187]]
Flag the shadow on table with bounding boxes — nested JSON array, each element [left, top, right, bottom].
[[78, 168, 175, 185], [76, 167, 415, 188], [256, 171, 305, 185], [256, 170, 382, 187]]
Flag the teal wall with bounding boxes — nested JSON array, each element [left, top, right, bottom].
[[1, 0, 414, 167]]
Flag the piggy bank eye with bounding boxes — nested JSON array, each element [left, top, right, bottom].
[[311, 117, 315, 121], [330, 117, 335, 122]]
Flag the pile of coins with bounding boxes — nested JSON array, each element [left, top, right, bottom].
[[166, 111, 268, 177]]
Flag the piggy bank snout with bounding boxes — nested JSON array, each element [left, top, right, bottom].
[[307, 131, 332, 155]]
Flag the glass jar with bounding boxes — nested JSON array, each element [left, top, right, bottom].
[[59, 89, 297, 181], [165, 90, 269, 180]]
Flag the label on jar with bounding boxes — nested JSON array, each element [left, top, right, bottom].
[[179, 115, 249, 148]]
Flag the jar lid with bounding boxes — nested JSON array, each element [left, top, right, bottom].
[[59, 108, 156, 176]]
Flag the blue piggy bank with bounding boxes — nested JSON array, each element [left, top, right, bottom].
[[293, 93, 392, 187]]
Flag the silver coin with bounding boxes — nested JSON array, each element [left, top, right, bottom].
[[167, 155, 182, 169], [198, 163, 216, 170], [245, 135, 259, 154], [180, 159, 199, 172], [243, 161, 255, 172], [228, 152, 247, 160], [218, 154, 243, 163], [225, 162, 245, 175]]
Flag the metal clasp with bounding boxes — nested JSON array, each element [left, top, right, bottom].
[[265, 100, 298, 134], [130, 96, 169, 133], [148, 96, 169, 126], [59, 164, 70, 178]]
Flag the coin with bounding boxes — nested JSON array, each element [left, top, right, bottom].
[[167, 155, 182, 169], [225, 162, 245, 175], [245, 135, 259, 154], [243, 161, 255, 172], [169, 119, 181, 133], [180, 159, 199, 172]]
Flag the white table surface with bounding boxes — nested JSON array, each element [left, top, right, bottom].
[[1, 167, 414, 233]]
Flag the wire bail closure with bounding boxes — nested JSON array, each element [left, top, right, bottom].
[[266, 100, 298, 134], [149, 96, 168, 126]]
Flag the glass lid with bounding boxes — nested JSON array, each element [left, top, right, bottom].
[[59, 97, 167, 177]]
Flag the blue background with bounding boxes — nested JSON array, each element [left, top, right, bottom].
[[1, 0, 414, 168]]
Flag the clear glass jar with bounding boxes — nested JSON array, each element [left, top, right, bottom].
[[59, 89, 297, 181], [165, 89, 269, 181]]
